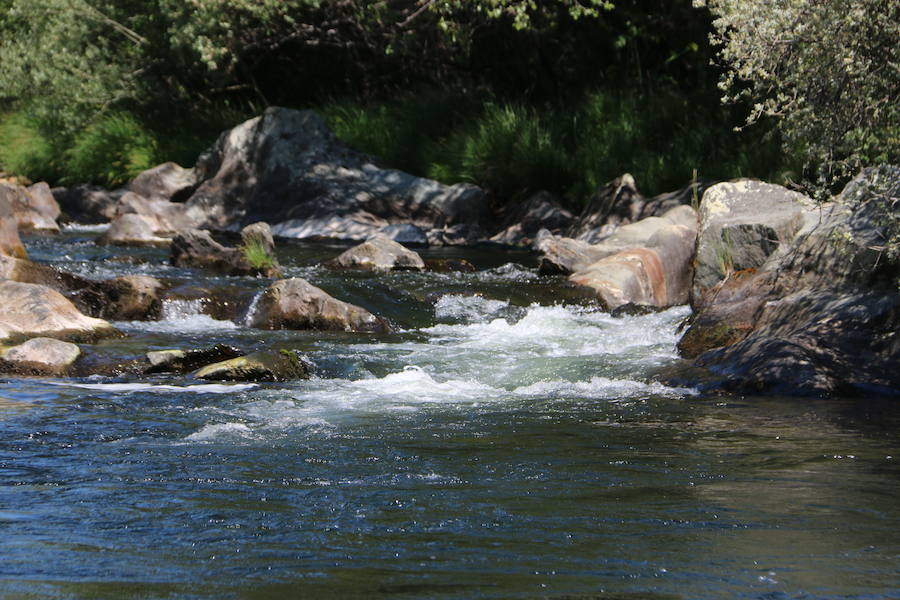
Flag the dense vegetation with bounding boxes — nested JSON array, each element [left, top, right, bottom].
[[0, 0, 894, 203]]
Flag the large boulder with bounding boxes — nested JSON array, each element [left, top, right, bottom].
[[0, 281, 120, 343], [0, 194, 27, 258], [569, 220, 697, 310], [0, 337, 81, 376], [97, 213, 170, 246], [325, 234, 425, 272], [193, 350, 311, 382], [691, 179, 816, 303], [681, 166, 900, 395], [173, 107, 489, 240], [249, 277, 391, 332], [0, 182, 60, 233], [538, 204, 698, 288]]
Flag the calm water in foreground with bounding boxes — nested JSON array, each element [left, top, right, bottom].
[[1, 229, 898, 599]]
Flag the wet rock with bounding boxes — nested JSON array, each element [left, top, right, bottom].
[[128, 162, 199, 203], [379, 223, 428, 246], [0, 337, 81, 375], [97, 214, 170, 246], [0, 181, 60, 233], [167, 107, 488, 239], [249, 277, 391, 333], [145, 344, 243, 374], [610, 302, 663, 318], [95, 275, 165, 321], [424, 258, 477, 273], [52, 185, 122, 223], [171, 223, 281, 277], [0, 193, 27, 258], [193, 349, 311, 382], [535, 232, 609, 276], [491, 191, 575, 246], [0, 281, 120, 343], [682, 166, 900, 395], [325, 234, 424, 272]]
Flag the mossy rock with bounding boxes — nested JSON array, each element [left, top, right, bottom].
[[193, 350, 311, 382]]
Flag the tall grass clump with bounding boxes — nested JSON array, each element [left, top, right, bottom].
[[64, 113, 158, 187], [0, 111, 65, 183]]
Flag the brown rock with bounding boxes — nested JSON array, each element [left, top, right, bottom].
[[249, 278, 391, 333], [97, 214, 169, 246], [0, 281, 120, 343], [325, 234, 424, 272]]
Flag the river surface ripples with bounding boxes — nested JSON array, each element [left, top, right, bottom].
[[1, 229, 898, 599]]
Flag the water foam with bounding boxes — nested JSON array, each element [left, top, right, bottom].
[[55, 382, 257, 394], [116, 299, 238, 332], [433, 294, 517, 324], [185, 422, 253, 441]]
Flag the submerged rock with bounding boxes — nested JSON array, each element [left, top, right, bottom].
[[325, 234, 425, 272], [145, 344, 244, 374], [0, 281, 120, 343], [249, 277, 391, 333], [193, 350, 310, 382], [0, 337, 81, 375]]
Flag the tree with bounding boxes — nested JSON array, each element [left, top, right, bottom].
[[700, 0, 899, 193]]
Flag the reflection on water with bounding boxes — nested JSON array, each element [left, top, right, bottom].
[[0, 232, 897, 599]]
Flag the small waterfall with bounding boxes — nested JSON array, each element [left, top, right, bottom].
[[161, 299, 205, 321], [239, 291, 264, 327]]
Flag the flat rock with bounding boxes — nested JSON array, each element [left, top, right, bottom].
[[145, 344, 244, 374], [325, 234, 424, 271], [0, 337, 81, 375], [249, 277, 391, 333]]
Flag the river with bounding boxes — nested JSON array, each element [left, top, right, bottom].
[[1, 227, 898, 599]]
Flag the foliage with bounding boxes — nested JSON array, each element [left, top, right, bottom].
[[700, 0, 900, 194], [241, 238, 277, 272], [325, 91, 790, 203]]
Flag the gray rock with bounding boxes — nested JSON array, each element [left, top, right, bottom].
[[491, 191, 574, 246], [325, 234, 424, 272], [97, 214, 170, 246], [682, 165, 900, 395], [379, 223, 428, 246], [0, 281, 120, 343], [193, 350, 311, 382], [249, 277, 391, 333], [52, 184, 122, 223], [0, 337, 81, 375], [129, 162, 199, 203], [692, 179, 816, 302], [177, 107, 489, 239], [0, 182, 60, 233], [171, 224, 281, 277]]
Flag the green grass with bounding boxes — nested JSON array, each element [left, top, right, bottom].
[[241, 238, 277, 271], [1, 90, 793, 208]]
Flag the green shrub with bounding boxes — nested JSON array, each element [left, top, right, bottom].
[[64, 113, 158, 187], [0, 112, 65, 183]]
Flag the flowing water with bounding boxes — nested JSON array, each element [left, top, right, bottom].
[[1, 229, 898, 599]]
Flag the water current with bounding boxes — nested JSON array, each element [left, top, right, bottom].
[[1, 229, 898, 599]]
